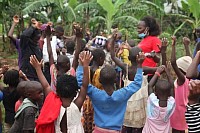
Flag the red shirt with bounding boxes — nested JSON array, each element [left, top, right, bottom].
[[138, 36, 161, 67]]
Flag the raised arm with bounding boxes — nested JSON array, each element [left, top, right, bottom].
[[186, 51, 200, 79], [148, 66, 165, 95], [183, 37, 191, 57], [110, 32, 126, 71], [74, 51, 93, 110], [8, 15, 19, 44], [164, 66, 174, 97], [159, 38, 168, 66], [30, 55, 52, 96], [72, 23, 83, 70], [45, 25, 54, 66], [171, 36, 185, 86]]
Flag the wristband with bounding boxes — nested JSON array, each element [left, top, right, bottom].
[[155, 72, 160, 77]]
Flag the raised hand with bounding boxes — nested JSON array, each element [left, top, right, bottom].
[[30, 55, 43, 70], [112, 29, 118, 41], [156, 65, 165, 74], [13, 15, 19, 24], [79, 51, 93, 67], [136, 52, 146, 65], [159, 37, 168, 53], [19, 70, 29, 81], [171, 36, 176, 46], [73, 22, 83, 38], [31, 18, 42, 29], [183, 37, 190, 45]]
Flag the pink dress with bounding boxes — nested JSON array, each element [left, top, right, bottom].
[[142, 93, 175, 133], [170, 77, 189, 130]]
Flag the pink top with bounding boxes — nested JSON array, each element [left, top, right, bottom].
[[15, 99, 23, 112], [170, 77, 189, 130], [142, 93, 175, 133], [50, 64, 76, 92]]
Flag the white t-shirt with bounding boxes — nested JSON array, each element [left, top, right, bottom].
[[43, 36, 58, 63]]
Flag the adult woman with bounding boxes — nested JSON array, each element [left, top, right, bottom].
[[137, 16, 161, 68], [123, 16, 161, 133]]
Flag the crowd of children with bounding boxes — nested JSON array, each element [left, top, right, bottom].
[[0, 15, 199, 133]]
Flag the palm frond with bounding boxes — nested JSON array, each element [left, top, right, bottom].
[[141, 0, 164, 13], [23, 0, 52, 14], [114, 16, 138, 23], [89, 16, 106, 23], [167, 13, 190, 19]]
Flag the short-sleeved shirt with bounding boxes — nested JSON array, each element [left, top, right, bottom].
[[138, 36, 161, 67], [142, 93, 175, 133], [185, 103, 200, 133], [9, 107, 38, 133]]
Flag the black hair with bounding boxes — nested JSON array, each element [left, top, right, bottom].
[[55, 26, 64, 33], [195, 41, 200, 52], [56, 55, 70, 71], [100, 65, 116, 85], [141, 16, 161, 36], [66, 41, 75, 53], [3, 69, 19, 87], [26, 81, 42, 92], [17, 81, 27, 98], [127, 39, 135, 47], [92, 48, 105, 62], [128, 46, 142, 62], [56, 74, 79, 98], [155, 79, 172, 97]]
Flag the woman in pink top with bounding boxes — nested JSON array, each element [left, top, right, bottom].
[[143, 66, 175, 133], [170, 36, 192, 133]]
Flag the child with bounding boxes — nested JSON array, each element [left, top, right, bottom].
[[9, 81, 43, 133], [0, 69, 20, 133], [170, 36, 192, 133], [185, 79, 200, 133], [110, 33, 156, 133], [77, 52, 145, 132], [82, 48, 105, 133], [45, 24, 82, 91], [30, 51, 92, 132], [15, 81, 27, 112], [142, 66, 176, 133]]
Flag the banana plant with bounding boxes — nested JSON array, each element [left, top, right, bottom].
[[171, 0, 200, 35], [96, 0, 138, 33]]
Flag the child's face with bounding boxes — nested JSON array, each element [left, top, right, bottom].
[[60, 97, 73, 108], [30, 88, 44, 102], [196, 28, 200, 38]]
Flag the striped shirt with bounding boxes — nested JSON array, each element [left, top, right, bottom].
[[185, 103, 200, 133]]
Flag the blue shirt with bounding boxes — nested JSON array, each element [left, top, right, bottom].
[[76, 66, 143, 131]]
